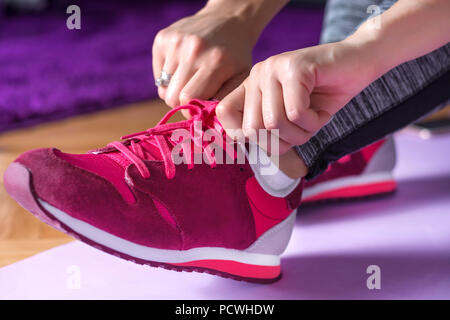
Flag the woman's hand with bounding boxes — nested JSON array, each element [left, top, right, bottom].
[[152, 13, 252, 109], [216, 40, 379, 154], [152, 0, 289, 114]]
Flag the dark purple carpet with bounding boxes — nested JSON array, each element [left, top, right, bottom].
[[0, 0, 323, 133]]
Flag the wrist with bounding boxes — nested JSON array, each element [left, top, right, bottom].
[[200, 0, 288, 44], [343, 15, 417, 81], [342, 23, 391, 82]]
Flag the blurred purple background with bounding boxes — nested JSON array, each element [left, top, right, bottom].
[[0, 0, 323, 133]]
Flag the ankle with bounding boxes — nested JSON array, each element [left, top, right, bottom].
[[277, 148, 308, 179]]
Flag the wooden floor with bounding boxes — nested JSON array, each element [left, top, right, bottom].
[[0, 99, 182, 268]]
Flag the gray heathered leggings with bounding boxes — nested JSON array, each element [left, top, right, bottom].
[[296, 0, 450, 179]]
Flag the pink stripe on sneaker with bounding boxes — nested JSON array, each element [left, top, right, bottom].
[[172, 259, 281, 280], [303, 180, 397, 202], [152, 198, 177, 229]]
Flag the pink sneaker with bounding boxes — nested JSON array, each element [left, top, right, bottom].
[[4, 100, 303, 283], [302, 138, 397, 203]]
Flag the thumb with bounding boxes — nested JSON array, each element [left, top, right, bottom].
[[216, 84, 246, 141], [214, 71, 249, 100]]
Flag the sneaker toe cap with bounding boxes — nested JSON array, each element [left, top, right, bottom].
[[7, 148, 182, 249]]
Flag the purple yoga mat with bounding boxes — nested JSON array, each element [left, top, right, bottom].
[[0, 0, 323, 133]]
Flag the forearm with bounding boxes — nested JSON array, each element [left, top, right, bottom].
[[200, 0, 290, 44], [346, 0, 450, 80]]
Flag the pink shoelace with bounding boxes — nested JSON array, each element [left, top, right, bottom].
[[106, 100, 234, 179]]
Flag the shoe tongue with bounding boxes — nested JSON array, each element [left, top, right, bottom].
[[104, 151, 133, 169], [89, 139, 164, 170], [88, 146, 132, 169]]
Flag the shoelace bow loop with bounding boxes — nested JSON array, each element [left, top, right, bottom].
[[106, 100, 234, 179]]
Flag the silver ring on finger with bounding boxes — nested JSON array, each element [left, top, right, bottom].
[[155, 70, 172, 87]]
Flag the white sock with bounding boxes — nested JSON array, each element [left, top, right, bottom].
[[244, 143, 301, 197]]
